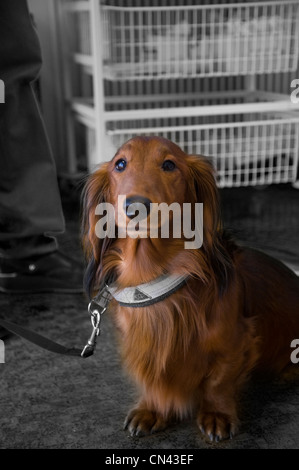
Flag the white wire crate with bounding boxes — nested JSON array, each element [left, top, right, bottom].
[[93, 0, 299, 79], [80, 92, 298, 188], [82, 117, 299, 188], [60, 0, 299, 186]]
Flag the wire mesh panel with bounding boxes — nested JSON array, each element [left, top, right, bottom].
[[99, 0, 299, 79], [100, 107, 299, 187], [61, 0, 299, 185]]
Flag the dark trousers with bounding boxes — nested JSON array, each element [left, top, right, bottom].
[[0, 0, 65, 259]]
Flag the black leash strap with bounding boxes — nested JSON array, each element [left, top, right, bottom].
[[0, 287, 111, 359], [0, 319, 83, 357]]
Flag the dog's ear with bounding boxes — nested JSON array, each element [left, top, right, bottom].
[[186, 154, 232, 289], [186, 155, 222, 249], [81, 163, 112, 298]]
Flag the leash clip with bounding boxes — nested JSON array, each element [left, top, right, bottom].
[[81, 286, 111, 358]]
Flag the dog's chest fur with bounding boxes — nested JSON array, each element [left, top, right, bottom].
[[109, 279, 260, 418], [110, 290, 211, 416]]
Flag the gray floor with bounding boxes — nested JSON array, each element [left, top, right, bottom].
[[1, 183, 299, 449]]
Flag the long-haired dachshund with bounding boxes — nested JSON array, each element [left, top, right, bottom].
[[82, 136, 299, 441]]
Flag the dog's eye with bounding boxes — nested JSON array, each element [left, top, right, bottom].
[[162, 160, 176, 172], [115, 159, 127, 172]]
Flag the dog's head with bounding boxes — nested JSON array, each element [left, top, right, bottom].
[[82, 136, 225, 296]]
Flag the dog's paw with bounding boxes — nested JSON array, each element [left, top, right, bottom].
[[124, 408, 167, 437], [197, 412, 238, 442]]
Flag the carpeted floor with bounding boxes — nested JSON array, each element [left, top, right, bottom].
[[1, 183, 299, 449]]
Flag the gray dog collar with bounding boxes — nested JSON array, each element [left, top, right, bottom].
[[106, 273, 189, 308]]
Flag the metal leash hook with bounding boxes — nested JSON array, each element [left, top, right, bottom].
[[81, 286, 111, 358], [81, 305, 103, 358]]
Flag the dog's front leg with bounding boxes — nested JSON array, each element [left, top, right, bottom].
[[197, 401, 239, 442], [197, 366, 241, 442], [124, 403, 169, 437]]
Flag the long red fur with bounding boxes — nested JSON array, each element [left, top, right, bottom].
[[82, 136, 299, 440]]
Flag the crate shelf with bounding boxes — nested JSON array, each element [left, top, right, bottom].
[[76, 91, 299, 187], [59, 0, 299, 187], [97, 1, 299, 80]]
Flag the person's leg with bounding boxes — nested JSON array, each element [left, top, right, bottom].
[[0, 0, 65, 259], [0, 1, 83, 294]]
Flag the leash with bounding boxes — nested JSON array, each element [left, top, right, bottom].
[[0, 274, 188, 358], [81, 286, 112, 357], [0, 286, 112, 359]]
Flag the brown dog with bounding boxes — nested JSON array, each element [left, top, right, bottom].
[[82, 136, 299, 441]]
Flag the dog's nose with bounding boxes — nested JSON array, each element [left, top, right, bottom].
[[124, 196, 152, 220]]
